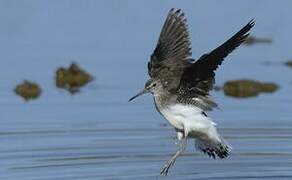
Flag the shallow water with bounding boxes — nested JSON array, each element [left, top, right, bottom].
[[0, 1, 292, 179]]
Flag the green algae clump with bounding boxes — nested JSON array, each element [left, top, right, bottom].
[[243, 36, 272, 46], [55, 63, 94, 93], [223, 79, 278, 98], [14, 80, 42, 101], [284, 60, 292, 68]]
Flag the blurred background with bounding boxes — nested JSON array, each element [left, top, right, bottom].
[[0, 0, 292, 179]]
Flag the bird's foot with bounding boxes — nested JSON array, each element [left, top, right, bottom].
[[160, 137, 187, 176], [160, 159, 175, 176]]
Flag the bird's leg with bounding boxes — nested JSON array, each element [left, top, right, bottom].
[[160, 132, 187, 176]]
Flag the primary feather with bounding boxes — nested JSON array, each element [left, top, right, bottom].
[[177, 19, 255, 111], [148, 8, 191, 81]]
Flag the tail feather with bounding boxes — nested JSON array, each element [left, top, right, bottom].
[[195, 137, 231, 159]]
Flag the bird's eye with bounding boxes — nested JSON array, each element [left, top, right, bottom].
[[153, 83, 157, 87]]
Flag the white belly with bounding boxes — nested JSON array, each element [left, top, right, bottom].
[[159, 104, 216, 136]]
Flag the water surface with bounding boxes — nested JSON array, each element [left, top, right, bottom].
[[0, 1, 292, 179]]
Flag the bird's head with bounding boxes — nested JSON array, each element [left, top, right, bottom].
[[129, 79, 163, 102]]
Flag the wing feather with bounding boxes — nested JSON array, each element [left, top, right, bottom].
[[148, 8, 191, 78], [195, 19, 255, 79], [177, 19, 255, 111]]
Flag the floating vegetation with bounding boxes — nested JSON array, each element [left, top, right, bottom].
[[243, 36, 272, 46], [55, 63, 94, 93], [14, 80, 42, 101], [222, 79, 279, 98], [284, 60, 292, 68]]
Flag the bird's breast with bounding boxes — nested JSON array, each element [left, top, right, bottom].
[[154, 95, 205, 130]]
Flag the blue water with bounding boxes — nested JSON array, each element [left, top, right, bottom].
[[0, 1, 292, 179]]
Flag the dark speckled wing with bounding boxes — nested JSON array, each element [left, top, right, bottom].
[[148, 8, 191, 89], [178, 20, 255, 111]]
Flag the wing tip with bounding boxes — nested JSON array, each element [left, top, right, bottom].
[[241, 18, 255, 41], [168, 8, 175, 14], [168, 8, 184, 17], [248, 18, 256, 28], [235, 18, 255, 43]]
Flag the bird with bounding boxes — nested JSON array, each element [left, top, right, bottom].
[[129, 8, 255, 176]]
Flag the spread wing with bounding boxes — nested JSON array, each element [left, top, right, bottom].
[[177, 19, 255, 111], [148, 8, 192, 81]]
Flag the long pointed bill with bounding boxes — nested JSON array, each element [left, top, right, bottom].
[[128, 89, 148, 102]]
